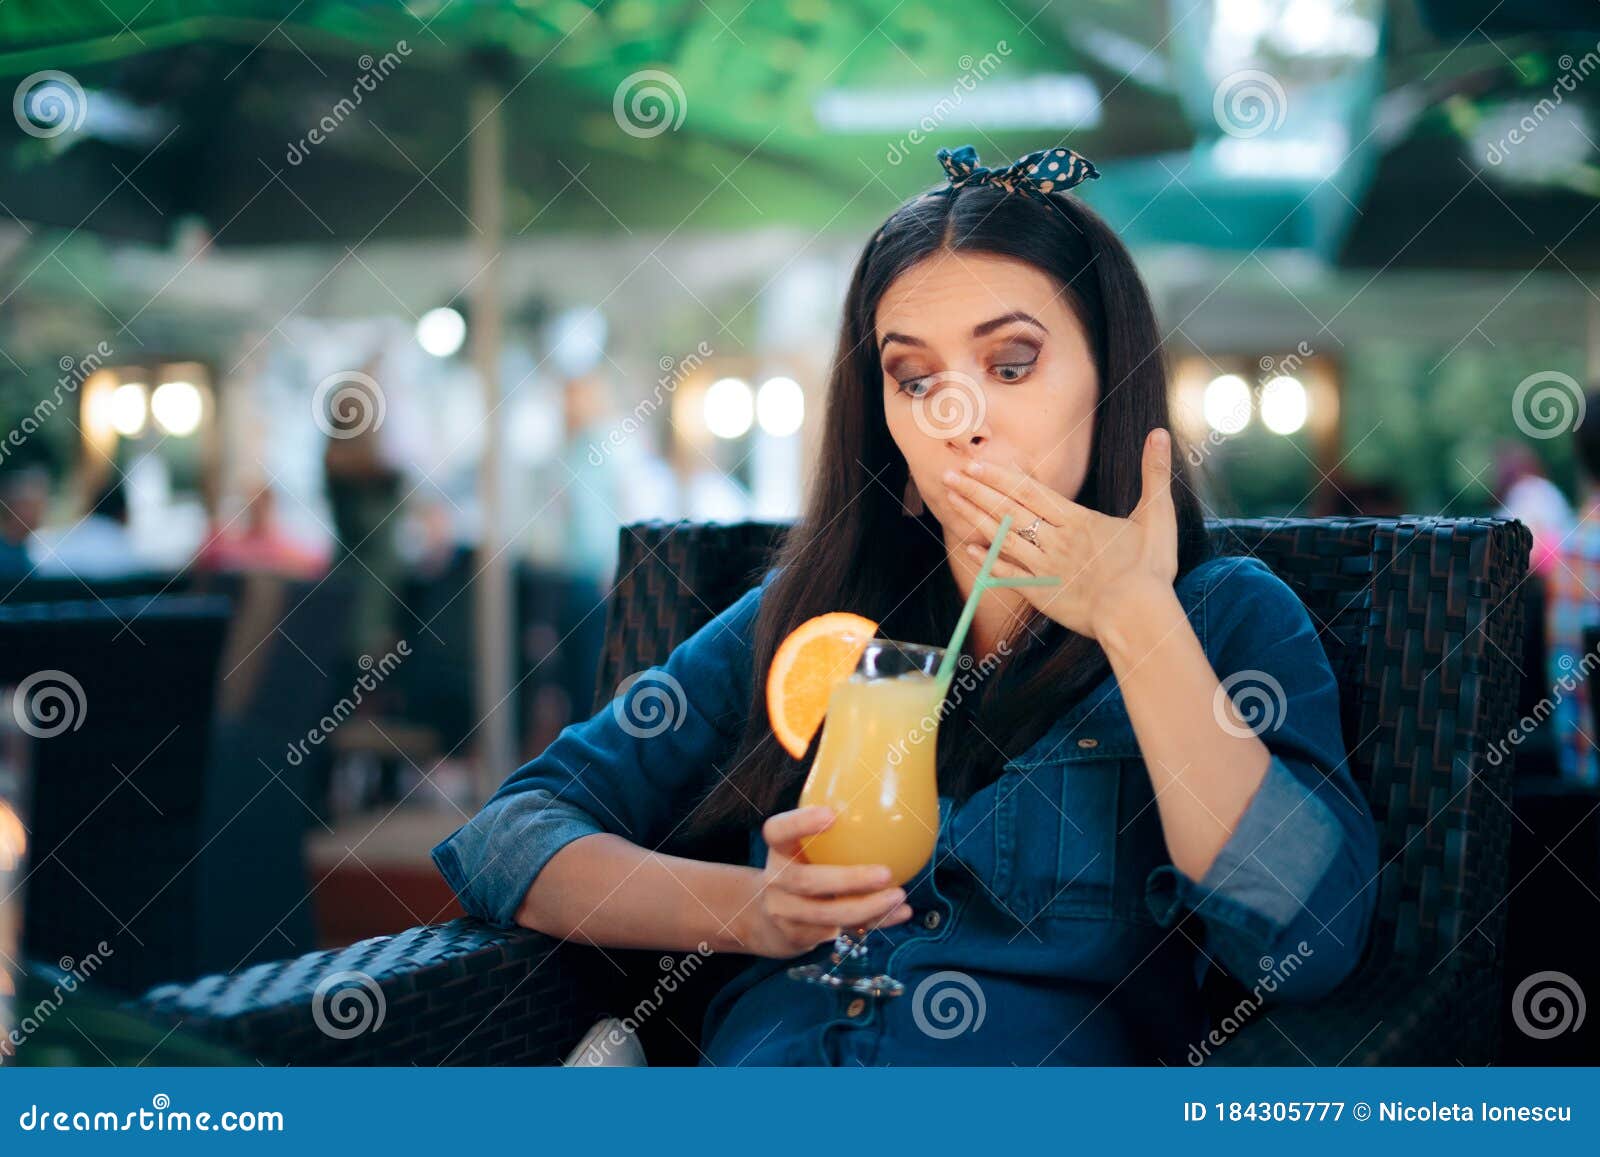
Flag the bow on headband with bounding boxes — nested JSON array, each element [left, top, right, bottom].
[[935, 143, 1100, 197]]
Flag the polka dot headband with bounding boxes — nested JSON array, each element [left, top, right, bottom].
[[934, 143, 1100, 197]]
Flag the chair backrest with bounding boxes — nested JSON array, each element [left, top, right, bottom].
[[190, 572, 354, 975], [0, 595, 232, 994], [595, 516, 1530, 980], [0, 572, 193, 605]]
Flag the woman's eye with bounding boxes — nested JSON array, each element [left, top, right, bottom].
[[992, 361, 1035, 383], [897, 376, 932, 397]]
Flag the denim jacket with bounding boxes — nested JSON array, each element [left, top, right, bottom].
[[431, 553, 1379, 1065]]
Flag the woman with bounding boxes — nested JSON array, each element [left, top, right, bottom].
[[433, 144, 1379, 1066]]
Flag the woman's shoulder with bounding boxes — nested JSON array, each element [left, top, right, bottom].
[[1176, 551, 1288, 599], [1174, 552, 1315, 653]]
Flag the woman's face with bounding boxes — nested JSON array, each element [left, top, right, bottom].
[[875, 249, 1098, 548]]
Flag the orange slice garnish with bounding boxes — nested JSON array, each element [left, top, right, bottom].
[[766, 612, 880, 758]]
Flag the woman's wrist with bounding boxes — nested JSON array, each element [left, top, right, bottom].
[[711, 864, 768, 955], [1095, 575, 1186, 668]]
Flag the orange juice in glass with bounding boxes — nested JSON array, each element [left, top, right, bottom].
[[787, 638, 946, 997]]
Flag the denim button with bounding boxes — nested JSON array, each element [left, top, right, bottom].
[[845, 998, 866, 1018], [922, 909, 943, 930], [1077, 737, 1099, 749]]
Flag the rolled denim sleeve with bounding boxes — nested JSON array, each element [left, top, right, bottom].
[[1144, 556, 1379, 1002], [431, 569, 774, 927]]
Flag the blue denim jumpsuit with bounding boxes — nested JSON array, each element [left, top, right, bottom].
[[431, 554, 1379, 1065]]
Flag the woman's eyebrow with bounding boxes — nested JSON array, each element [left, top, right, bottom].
[[971, 310, 1047, 338], [879, 310, 1047, 351]]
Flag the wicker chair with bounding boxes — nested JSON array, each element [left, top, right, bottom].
[[131, 516, 1530, 1066]]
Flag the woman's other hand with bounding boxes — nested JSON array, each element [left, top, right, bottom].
[[737, 806, 913, 958]]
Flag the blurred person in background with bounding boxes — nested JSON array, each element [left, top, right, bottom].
[[322, 357, 406, 661], [1545, 388, 1600, 787], [1315, 475, 1406, 518], [194, 484, 328, 580], [0, 464, 48, 579], [558, 371, 625, 589], [31, 475, 147, 579], [1495, 440, 1574, 578]]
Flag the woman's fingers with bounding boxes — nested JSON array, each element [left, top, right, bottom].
[[966, 543, 1027, 577], [761, 805, 835, 857], [944, 475, 1039, 545], [769, 885, 908, 929], [1133, 427, 1176, 529], [773, 917, 842, 949], [774, 861, 896, 897], [953, 460, 1078, 526]]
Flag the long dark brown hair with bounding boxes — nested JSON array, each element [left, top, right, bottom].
[[689, 174, 1211, 838]]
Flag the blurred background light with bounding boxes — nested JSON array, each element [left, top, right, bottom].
[[704, 377, 754, 440], [109, 381, 148, 437], [1260, 375, 1309, 435], [1203, 374, 1252, 435], [416, 307, 467, 358], [151, 379, 204, 436], [755, 376, 804, 437]]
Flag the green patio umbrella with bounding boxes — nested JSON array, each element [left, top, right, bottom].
[[0, 0, 1196, 796]]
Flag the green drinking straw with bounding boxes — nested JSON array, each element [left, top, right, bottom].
[[934, 513, 1061, 694]]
